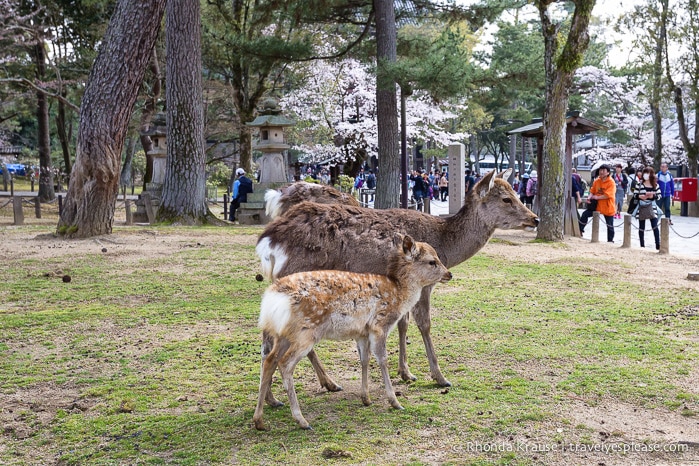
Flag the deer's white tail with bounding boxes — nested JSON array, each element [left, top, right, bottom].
[[256, 237, 288, 281], [259, 290, 291, 335], [264, 189, 283, 219]]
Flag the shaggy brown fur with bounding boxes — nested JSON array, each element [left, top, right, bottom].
[[265, 181, 359, 219], [257, 170, 538, 395]]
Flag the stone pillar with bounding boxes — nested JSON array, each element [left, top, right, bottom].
[[448, 143, 465, 215]]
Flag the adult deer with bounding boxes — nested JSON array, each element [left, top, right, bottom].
[[256, 169, 538, 402], [253, 235, 452, 430]]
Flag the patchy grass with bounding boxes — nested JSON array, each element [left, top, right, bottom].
[[0, 225, 697, 465]]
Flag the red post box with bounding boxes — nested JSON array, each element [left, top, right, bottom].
[[673, 178, 698, 202]]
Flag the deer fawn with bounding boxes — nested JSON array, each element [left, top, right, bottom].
[[253, 235, 452, 430]]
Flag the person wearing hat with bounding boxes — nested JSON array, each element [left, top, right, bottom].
[[579, 164, 617, 242], [230, 167, 253, 222], [519, 171, 530, 205]]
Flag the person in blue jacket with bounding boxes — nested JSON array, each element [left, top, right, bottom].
[[230, 168, 253, 222], [657, 162, 675, 224]]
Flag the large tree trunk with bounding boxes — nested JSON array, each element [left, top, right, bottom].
[[374, 0, 400, 209], [157, 0, 212, 224], [35, 40, 55, 202], [57, 0, 167, 238], [535, 0, 595, 241]]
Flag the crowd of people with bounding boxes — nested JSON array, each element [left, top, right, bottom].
[[577, 162, 675, 247], [292, 162, 678, 242]]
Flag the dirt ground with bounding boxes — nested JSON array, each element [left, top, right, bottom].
[[1, 223, 698, 465]]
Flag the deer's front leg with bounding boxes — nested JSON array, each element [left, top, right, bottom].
[[307, 349, 343, 392], [397, 313, 417, 382], [413, 286, 451, 387]]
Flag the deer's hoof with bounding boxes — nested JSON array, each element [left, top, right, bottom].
[[391, 402, 405, 410], [253, 419, 267, 431], [265, 396, 284, 407], [361, 397, 372, 406], [399, 371, 417, 382], [322, 381, 343, 392], [435, 379, 452, 388]]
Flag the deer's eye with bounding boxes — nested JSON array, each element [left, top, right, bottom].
[[503, 198, 513, 204], [429, 261, 437, 266]]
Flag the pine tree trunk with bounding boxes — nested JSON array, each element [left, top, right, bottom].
[[374, 0, 400, 209], [57, 0, 167, 238], [157, 0, 211, 224], [35, 41, 55, 203]]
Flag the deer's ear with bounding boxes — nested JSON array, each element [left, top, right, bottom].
[[401, 234, 417, 259], [497, 168, 513, 180], [478, 170, 497, 198]]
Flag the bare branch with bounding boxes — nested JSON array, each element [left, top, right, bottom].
[[0, 78, 80, 111]]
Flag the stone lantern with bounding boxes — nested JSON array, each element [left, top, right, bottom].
[[134, 112, 167, 223], [246, 97, 294, 183], [233, 97, 295, 225], [140, 112, 168, 188]]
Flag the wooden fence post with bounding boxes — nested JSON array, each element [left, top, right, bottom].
[[13, 196, 24, 225], [34, 197, 41, 219], [591, 211, 600, 243], [141, 192, 155, 224], [659, 217, 670, 254], [125, 199, 133, 225], [621, 213, 631, 248]]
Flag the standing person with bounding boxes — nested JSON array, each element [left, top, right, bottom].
[[657, 162, 675, 224], [410, 170, 428, 210], [525, 170, 538, 209], [579, 164, 617, 242], [633, 166, 662, 249], [438, 172, 449, 201], [571, 170, 583, 207], [430, 171, 439, 200], [612, 164, 629, 218], [230, 168, 253, 222], [519, 172, 530, 205], [627, 167, 643, 214], [365, 170, 376, 201], [464, 169, 476, 193], [512, 172, 521, 193]]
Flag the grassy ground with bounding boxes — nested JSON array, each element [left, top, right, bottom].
[[0, 225, 697, 465]]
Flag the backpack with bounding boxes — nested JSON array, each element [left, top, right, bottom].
[[354, 177, 364, 189], [526, 178, 537, 197]]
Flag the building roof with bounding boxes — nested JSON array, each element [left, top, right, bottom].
[[246, 115, 296, 127], [507, 112, 606, 137]]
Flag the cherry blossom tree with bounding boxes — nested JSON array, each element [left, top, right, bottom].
[[574, 66, 686, 167], [281, 57, 466, 172]]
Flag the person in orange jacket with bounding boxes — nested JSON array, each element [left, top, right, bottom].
[[579, 164, 617, 242]]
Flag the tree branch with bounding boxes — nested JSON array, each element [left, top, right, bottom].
[[0, 78, 80, 112]]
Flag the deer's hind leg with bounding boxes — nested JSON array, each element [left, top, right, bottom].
[[253, 337, 290, 430], [261, 331, 285, 407], [279, 341, 315, 430]]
